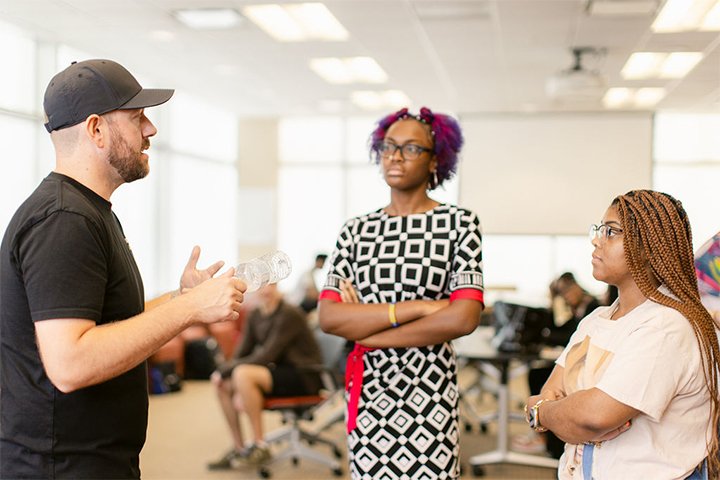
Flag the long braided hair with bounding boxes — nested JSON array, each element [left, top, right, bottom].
[[613, 190, 720, 476]]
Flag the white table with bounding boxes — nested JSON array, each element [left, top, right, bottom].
[[454, 331, 559, 475]]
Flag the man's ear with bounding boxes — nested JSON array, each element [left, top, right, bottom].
[[84, 114, 106, 148]]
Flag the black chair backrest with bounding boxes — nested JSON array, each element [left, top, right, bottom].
[[313, 329, 347, 389], [491, 301, 554, 354]]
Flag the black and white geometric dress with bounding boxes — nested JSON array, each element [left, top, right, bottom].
[[321, 204, 484, 480]]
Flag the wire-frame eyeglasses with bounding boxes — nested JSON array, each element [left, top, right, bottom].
[[589, 223, 624, 242]]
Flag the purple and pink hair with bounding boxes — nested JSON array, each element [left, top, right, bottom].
[[369, 107, 464, 190]]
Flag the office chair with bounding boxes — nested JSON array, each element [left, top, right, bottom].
[[257, 329, 346, 478]]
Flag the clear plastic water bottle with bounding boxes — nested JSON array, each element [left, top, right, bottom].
[[234, 250, 292, 292]]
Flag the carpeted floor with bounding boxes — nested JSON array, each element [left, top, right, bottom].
[[140, 377, 558, 480]]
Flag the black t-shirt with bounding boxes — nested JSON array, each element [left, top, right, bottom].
[[0, 173, 146, 479]]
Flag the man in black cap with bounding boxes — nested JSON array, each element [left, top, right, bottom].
[[0, 59, 247, 479]]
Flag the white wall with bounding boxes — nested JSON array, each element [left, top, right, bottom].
[[459, 112, 653, 235]]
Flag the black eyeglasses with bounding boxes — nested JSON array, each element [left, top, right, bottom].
[[379, 142, 432, 161], [589, 223, 624, 242]]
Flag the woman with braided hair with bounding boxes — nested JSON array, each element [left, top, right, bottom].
[[319, 107, 484, 479], [525, 190, 719, 479]]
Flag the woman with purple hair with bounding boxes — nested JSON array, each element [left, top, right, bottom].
[[319, 107, 484, 479]]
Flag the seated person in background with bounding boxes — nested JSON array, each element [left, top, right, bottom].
[[546, 272, 601, 347], [292, 253, 328, 314], [514, 272, 600, 458], [526, 190, 720, 479], [602, 284, 619, 306], [207, 284, 323, 469]]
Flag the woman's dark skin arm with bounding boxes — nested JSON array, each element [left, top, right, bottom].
[[526, 365, 637, 444], [358, 299, 482, 348], [318, 298, 448, 341], [319, 277, 482, 346]]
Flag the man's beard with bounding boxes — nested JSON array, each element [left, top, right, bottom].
[[107, 126, 150, 183]]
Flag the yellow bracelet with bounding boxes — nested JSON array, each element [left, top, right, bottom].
[[388, 303, 399, 328]]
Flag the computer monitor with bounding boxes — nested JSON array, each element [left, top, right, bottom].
[[491, 301, 555, 354]]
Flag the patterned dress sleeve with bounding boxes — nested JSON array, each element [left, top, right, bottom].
[[320, 218, 357, 303], [449, 208, 484, 304]]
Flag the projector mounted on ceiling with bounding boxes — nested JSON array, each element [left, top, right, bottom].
[[546, 47, 607, 101]]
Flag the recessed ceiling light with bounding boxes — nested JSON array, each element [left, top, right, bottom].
[[351, 90, 410, 110], [603, 87, 666, 108], [652, 0, 719, 32], [174, 8, 242, 30], [243, 3, 348, 42], [383, 90, 410, 108], [310, 57, 387, 84], [621, 52, 666, 79], [659, 52, 704, 78], [350, 91, 383, 110], [621, 52, 703, 79], [603, 87, 633, 107], [286, 3, 348, 40], [700, 1, 720, 29]]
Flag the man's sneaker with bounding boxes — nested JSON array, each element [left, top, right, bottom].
[[207, 447, 249, 470], [236, 444, 272, 466]]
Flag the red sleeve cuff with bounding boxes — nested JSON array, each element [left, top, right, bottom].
[[319, 290, 342, 303], [450, 289, 484, 305]]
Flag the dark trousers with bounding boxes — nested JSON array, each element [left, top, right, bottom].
[[528, 366, 564, 459]]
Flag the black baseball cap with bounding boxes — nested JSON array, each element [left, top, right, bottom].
[[43, 59, 174, 133]]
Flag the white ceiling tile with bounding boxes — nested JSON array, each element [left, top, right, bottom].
[[0, 0, 717, 115]]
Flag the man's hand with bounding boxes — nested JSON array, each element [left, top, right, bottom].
[[183, 269, 247, 324], [180, 246, 225, 291]]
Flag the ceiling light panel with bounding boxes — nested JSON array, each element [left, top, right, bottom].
[[311, 57, 387, 84], [243, 3, 348, 42], [621, 52, 666, 79], [310, 58, 351, 83], [621, 52, 703, 79], [700, 2, 720, 29], [286, 3, 349, 40], [659, 52, 704, 78], [242, 5, 304, 41], [652, 0, 719, 32], [351, 91, 383, 110], [603, 87, 633, 107], [351, 90, 410, 110], [174, 8, 242, 30], [602, 87, 666, 108], [382, 90, 410, 107], [347, 57, 387, 83]]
